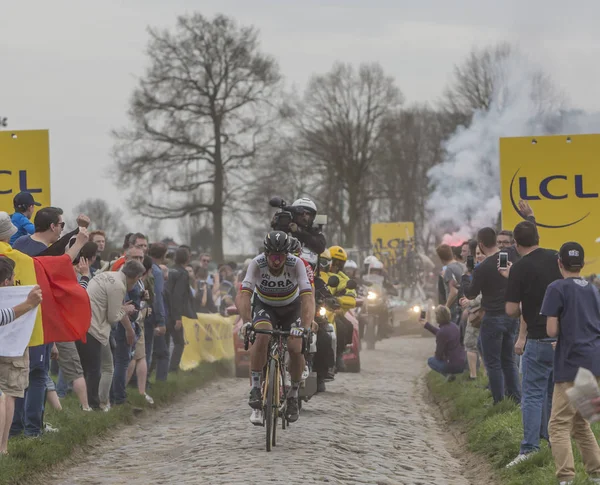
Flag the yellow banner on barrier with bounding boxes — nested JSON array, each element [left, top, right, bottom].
[[0, 130, 51, 213], [500, 134, 600, 276], [371, 222, 415, 269], [180, 313, 236, 370]]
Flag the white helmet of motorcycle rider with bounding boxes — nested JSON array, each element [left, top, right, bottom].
[[369, 259, 384, 275], [291, 198, 317, 227], [345, 259, 358, 270]]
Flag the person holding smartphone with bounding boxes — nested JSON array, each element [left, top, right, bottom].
[[419, 305, 466, 380], [462, 227, 521, 405]]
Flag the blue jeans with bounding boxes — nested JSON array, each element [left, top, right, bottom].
[[110, 325, 133, 405], [520, 339, 554, 453], [11, 344, 51, 437], [144, 320, 155, 370], [56, 368, 72, 398], [428, 357, 463, 377], [152, 333, 170, 382], [480, 314, 522, 404]]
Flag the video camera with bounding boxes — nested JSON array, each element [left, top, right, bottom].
[[269, 197, 297, 232]]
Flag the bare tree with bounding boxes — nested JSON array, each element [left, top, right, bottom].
[[439, 43, 512, 125], [372, 105, 449, 250], [297, 62, 403, 247], [112, 13, 281, 262], [72, 199, 126, 243]]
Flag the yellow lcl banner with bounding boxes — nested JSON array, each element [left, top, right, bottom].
[[0, 130, 51, 213], [371, 222, 415, 268], [500, 134, 600, 276], [180, 313, 236, 370]]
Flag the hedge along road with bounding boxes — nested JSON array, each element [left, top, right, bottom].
[[47, 337, 475, 485]]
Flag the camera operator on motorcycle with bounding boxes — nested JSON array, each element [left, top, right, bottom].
[[236, 231, 315, 425], [286, 198, 326, 255], [327, 246, 357, 371]]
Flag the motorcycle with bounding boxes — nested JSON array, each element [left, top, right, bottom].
[[358, 278, 391, 350]]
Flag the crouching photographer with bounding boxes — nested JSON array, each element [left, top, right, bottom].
[[270, 197, 326, 255]]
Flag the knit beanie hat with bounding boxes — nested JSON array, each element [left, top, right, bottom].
[[0, 212, 17, 242]]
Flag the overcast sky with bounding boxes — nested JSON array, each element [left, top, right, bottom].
[[1, 0, 598, 250]]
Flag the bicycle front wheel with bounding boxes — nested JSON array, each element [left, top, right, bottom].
[[265, 358, 276, 452]]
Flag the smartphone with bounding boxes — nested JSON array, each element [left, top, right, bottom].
[[498, 252, 509, 269], [466, 255, 475, 271], [420, 310, 426, 320]]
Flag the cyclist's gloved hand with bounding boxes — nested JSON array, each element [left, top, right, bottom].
[[290, 327, 305, 338], [242, 322, 253, 336]]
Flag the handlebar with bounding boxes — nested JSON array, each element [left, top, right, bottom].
[[243, 325, 311, 351]]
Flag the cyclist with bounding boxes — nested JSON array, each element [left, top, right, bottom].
[[237, 231, 315, 424]]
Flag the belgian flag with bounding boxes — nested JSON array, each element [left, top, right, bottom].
[[0, 242, 91, 346]]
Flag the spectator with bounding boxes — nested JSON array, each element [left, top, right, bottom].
[[80, 261, 143, 410], [502, 221, 562, 467], [90, 230, 109, 273], [198, 253, 215, 286], [111, 233, 147, 271], [54, 253, 94, 411], [193, 267, 217, 313], [165, 247, 196, 372], [460, 295, 485, 380], [216, 264, 237, 316], [420, 305, 466, 381], [541, 242, 600, 484], [11, 208, 88, 437], [147, 244, 167, 380], [126, 256, 154, 405], [111, 246, 144, 406], [497, 230, 514, 250], [463, 227, 521, 405], [436, 244, 464, 323], [0, 256, 43, 454], [9, 191, 40, 245]]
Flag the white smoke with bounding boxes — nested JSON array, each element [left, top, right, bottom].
[[427, 50, 600, 244]]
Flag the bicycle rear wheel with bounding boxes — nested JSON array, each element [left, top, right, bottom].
[[265, 358, 276, 452]]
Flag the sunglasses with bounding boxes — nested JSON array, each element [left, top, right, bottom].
[[54, 222, 65, 230]]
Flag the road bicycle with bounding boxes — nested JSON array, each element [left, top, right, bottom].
[[244, 325, 309, 452]]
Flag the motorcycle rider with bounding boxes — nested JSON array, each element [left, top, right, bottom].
[[237, 231, 315, 424], [344, 260, 359, 280], [327, 246, 357, 371], [301, 248, 334, 392], [287, 198, 326, 255]]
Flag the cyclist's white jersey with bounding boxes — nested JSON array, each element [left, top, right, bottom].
[[241, 253, 312, 307]]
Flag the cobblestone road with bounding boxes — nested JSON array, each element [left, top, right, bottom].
[[48, 336, 472, 485]]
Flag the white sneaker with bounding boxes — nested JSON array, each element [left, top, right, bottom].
[[559, 481, 573, 485], [144, 393, 154, 405], [505, 453, 534, 468], [250, 409, 263, 426], [100, 404, 111, 412], [44, 423, 59, 433]]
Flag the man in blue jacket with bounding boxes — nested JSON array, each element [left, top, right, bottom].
[[10, 192, 40, 245]]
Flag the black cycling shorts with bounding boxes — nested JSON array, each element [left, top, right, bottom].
[[252, 298, 301, 331]]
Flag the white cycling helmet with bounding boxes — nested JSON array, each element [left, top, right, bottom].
[[369, 260, 384, 270], [345, 259, 358, 270], [363, 255, 379, 266], [291, 198, 317, 215], [300, 247, 318, 266]]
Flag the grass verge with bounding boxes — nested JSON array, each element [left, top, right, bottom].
[[427, 372, 600, 485], [0, 360, 231, 485]]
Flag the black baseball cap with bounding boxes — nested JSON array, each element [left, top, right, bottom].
[[13, 191, 41, 209], [559, 242, 585, 268]]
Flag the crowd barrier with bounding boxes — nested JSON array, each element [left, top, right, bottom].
[[180, 313, 236, 370]]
